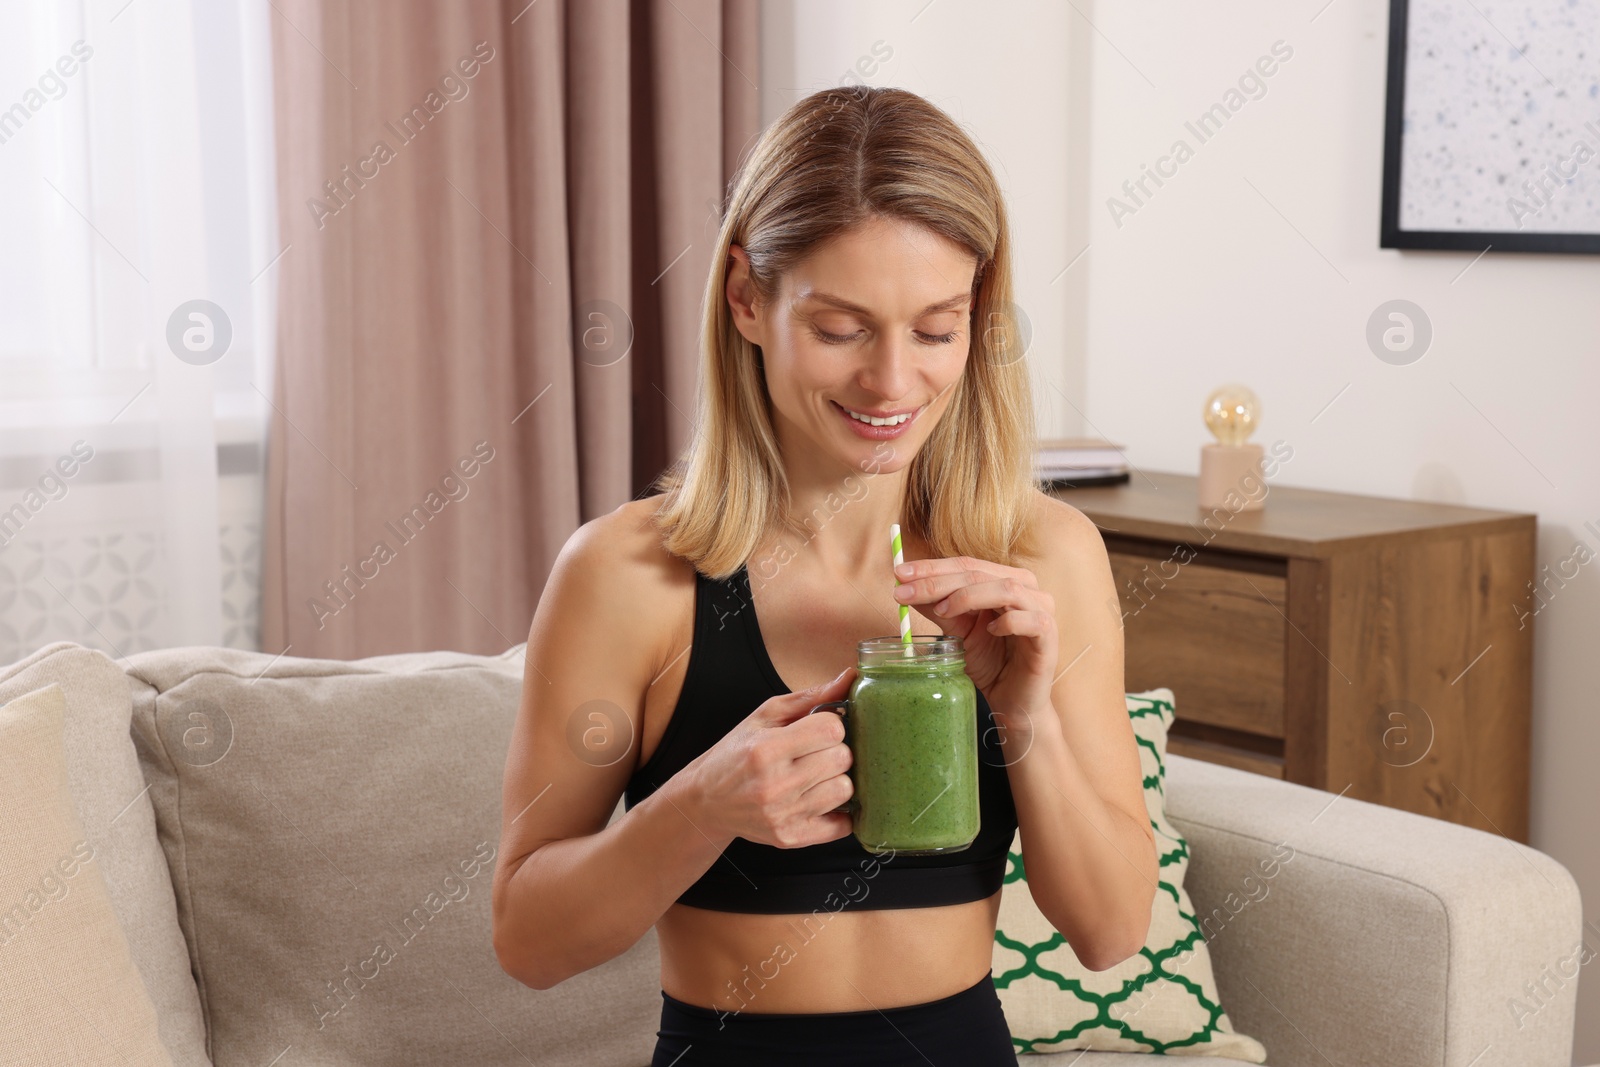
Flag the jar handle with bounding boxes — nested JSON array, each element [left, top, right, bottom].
[[807, 700, 853, 814]]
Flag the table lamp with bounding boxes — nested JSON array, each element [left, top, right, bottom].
[[1198, 384, 1267, 512]]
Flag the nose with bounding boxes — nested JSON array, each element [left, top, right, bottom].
[[855, 332, 916, 402]]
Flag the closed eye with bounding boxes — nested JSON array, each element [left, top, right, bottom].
[[810, 326, 960, 346], [811, 326, 858, 345]]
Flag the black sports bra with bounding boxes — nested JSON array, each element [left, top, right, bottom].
[[623, 561, 1019, 914]]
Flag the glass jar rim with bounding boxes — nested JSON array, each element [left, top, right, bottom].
[[855, 635, 964, 667]]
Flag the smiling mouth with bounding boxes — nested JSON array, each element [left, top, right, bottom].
[[832, 400, 925, 427]]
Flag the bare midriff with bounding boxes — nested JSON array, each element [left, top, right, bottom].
[[655, 892, 1001, 1014]]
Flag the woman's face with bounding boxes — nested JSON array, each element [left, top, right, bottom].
[[727, 214, 978, 476]]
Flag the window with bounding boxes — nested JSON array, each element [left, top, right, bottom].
[[0, 0, 277, 662]]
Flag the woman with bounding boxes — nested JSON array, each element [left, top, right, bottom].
[[492, 86, 1156, 1066]]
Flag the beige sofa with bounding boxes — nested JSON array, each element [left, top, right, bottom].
[[0, 639, 1582, 1066]]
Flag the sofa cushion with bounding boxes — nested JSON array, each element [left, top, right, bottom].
[[0, 684, 175, 1065], [992, 689, 1267, 1060], [0, 642, 208, 1066], [125, 643, 660, 1067]]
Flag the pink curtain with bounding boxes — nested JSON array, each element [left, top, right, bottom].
[[261, 0, 760, 658]]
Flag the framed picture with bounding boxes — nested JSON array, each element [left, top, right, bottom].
[[1380, 0, 1600, 254]]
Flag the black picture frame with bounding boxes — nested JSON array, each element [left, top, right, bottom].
[[1379, 0, 1600, 255]]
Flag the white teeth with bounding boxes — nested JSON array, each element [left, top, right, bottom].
[[843, 406, 912, 427]]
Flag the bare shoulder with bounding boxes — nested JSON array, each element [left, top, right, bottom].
[[564, 495, 690, 581], [550, 495, 694, 639], [1019, 489, 1110, 582], [553, 496, 694, 668]]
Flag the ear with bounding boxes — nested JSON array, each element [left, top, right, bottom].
[[725, 245, 764, 346]]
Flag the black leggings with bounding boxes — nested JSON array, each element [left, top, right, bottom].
[[650, 969, 1018, 1066]]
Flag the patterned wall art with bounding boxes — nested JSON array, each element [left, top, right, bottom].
[[1381, 0, 1600, 253]]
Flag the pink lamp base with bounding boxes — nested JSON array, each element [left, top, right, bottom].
[[1198, 443, 1268, 511]]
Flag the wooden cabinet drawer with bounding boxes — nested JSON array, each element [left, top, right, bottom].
[[1108, 544, 1287, 738], [1063, 473, 1533, 838]]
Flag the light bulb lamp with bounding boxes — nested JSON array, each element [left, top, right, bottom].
[[1198, 385, 1267, 512]]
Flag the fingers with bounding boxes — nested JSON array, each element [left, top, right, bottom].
[[897, 572, 1052, 619], [762, 666, 856, 726], [791, 735, 852, 794], [797, 780, 855, 832], [790, 810, 854, 847], [984, 608, 1056, 639], [895, 555, 1026, 585], [783, 708, 848, 764]]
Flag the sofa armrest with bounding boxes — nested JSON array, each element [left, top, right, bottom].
[[1163, 754, 1583, 1067]]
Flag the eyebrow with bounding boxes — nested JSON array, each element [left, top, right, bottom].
[[800, 290, 971, 318]]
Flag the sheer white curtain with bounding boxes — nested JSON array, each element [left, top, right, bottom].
[[0, 0, 276, 665]]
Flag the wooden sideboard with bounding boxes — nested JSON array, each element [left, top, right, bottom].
[[1052, 471, 1535, 842]]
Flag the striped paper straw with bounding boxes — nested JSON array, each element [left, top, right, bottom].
[[890, 523, 915, 657]]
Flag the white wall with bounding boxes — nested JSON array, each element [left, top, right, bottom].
[[1081, 2, 1599, 1057], [765, 2, 1599, 1059]]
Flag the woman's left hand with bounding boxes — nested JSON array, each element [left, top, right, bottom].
[[892, 555, 1058, 745]]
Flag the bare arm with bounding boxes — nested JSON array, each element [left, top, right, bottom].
[[493, 764, 734, 989], [492, 508, 857, 989], [1012, 498, 1156, 969]]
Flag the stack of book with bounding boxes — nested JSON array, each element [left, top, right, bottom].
[[1033, 436, 1130, 488]]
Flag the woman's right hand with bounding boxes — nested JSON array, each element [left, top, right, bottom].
[[684, 666, 858, 849]]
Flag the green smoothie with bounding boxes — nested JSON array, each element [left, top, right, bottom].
[[846, 659, 980, 855]]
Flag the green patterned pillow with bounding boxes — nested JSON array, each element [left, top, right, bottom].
[[993, 688, 1267, 1060]]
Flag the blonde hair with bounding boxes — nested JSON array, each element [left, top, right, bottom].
[[651, 86, 1041, 579]]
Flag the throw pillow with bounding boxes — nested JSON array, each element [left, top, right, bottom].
[[992, 688, 1268, 1059], [0, 684, 175, 1066], [0, 641, 208, 1067], [125, 642, 662, 1067]]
